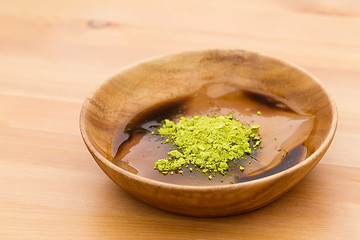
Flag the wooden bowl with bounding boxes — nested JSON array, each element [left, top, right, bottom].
[[80, 49, 337, 217]]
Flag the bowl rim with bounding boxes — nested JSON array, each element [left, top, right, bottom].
[[79, 48, 338, 191]]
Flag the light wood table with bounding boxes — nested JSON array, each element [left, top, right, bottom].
[[1, 0, 359, 239]]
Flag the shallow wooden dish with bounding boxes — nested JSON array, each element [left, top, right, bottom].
[[80, 49, 337, 217]]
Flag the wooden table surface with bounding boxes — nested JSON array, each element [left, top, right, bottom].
[[1, 0, 360, 239]]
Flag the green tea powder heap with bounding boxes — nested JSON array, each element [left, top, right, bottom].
[[154, 114, 260, 178]]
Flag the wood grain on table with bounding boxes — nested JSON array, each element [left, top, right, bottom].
[[1, 0, 359, 239]]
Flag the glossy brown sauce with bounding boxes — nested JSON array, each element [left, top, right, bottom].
[[111, 83, 315, 186]]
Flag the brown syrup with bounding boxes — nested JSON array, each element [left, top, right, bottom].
[[111, 83, 315, 186]]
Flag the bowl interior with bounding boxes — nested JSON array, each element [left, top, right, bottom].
[[81, 49, 335, 168]]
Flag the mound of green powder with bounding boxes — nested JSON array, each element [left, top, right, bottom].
[[154, 114, 260, 178]]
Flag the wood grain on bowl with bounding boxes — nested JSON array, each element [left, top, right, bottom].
[[80, 49, 337, 217]]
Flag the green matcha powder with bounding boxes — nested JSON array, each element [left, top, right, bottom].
[[154, 114, 260, 179]]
